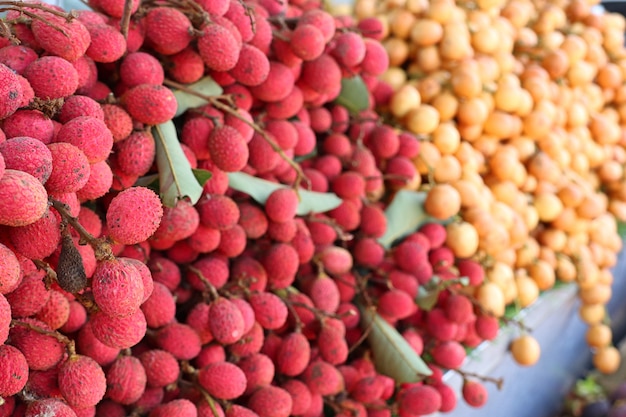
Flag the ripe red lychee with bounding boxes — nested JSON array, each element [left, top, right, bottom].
[[76, 159, 113, 201], [196, 193, 240, 231], [141, 282, 176, 328], [145, 7, 193, 55], [0, 63, 23, 119], [197, 22, 241, 72], [155, 322, 202, 360], [90, 308, 147, 349], [248, 385, 293, 417], [24, 56, 79, 99], [9, 207, 60, 259], [106, 186, 164, 245], [262, 243, 299, 289], [301, 360, 345, 395], [58, 95, 105, 123], [0, 169, 48, 227], [265, 188, 299, 223], [0, 344, 28, 396], [76, 321, 121, 366], [248, 292, 288, 330], [208, 125, 249, 172], [398, 384, 442, 416], [276, 332, 310, 376], [149, 399, 197, 417], [34, 290, 70, 330], [139, 349, 180, 388], [462, 380, 488, 408], [0, 135, 53, 183], [105, 355, 147, 405], [31, 14, 90, 61], [121, 84, 178, 125], [120, 52, 165, 88], [249, 61, 295, 102], [114, 130, 156, 177], [238, 353, 275, 394], [101, 104, 133, 142], [55, 115, 114, 164], [58, 354, 107, 408], [209, 297, 246, 344], [6, 271, 51, 318], [92, 258, 145, 317], [46, 142, 90, 193], [25, 398, 77, 417], [198, 361, 247, 400]]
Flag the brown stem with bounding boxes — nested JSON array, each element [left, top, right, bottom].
[[33, 259, 57, 290], [162, 78, 307, 193], [305, 214, 354, 242], [455, 369, 505, 390], [11, 319, 76, 355], [50, 198, 114, 262], [120, 0, 133, 39]]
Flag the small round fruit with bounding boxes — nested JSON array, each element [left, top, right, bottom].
[[510, 334, 540, 366]]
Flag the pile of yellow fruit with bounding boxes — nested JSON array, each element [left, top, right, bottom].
[[354, 0, 626, 373]]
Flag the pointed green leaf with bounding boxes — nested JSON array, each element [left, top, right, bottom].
[[334, 76, 370, 114], [134, 174, 159, 188], [172, 76, 223, 117], [378, 190, 449, 249], [360, 306, 432, 383], [228, 172, 342, 215], [416, 286, 441, 311], [153, 121, 204, 208], [192, 169, 212, 187]]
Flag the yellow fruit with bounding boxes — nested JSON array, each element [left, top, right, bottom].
[[510, 334, 541, 366], [593, 346, 621, 374], [424, 184, 461, 219], [585, 323, 612, 349], [475, 282, 506, 317]]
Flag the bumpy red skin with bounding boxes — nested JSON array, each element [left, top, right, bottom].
[[0, 64, 24, 120], [58, 95, 105, 123], [208, 125, 249, 172], [0, 242, 21, 295], [197, 22, 241, 72], [249, 292, 288, 330], [92, 259, 145, 317], [209, 297, 245, 344], [0, 293, 9, 344], [229, 44, 270, 86], [139, 349, 180, 388], [197, 193, 240, 230], [249, 61, 295, 103], [46, 142, 90, 194], [276, 332, 311, 376], [156, 322, 202, 360], [31, 15, 90, 62], [85, 24, 127, 63], [115, 130, 156, 176], [76, 321, 120, 367], [197, 361, 247, 400], [120, 52, 165, 87], [165, 47, 205, 84], [56, 116, 114, 164], [23, 56, 79, 99], [101, 104, 133, 142], [9, 207, 60, 259], [25, 398, 77, 417], [144, 7, 193, 55], [105, 355, 147, 405], [90, 308, 147, 349], [148, 399, 197, 417], [141, 282, 176, 328], [0, 345, 29, 396], [0, 45, 38, 74], [247, 385, 293, 417], [58, 354, 107, 408], [265, 188, 299, 223], [0, 135, 53, 184], [106, 186, 164, 245], [35, 290, 70, 330], [0, 169, 49, 227], [76, 159, 113, 201], [122, 84, 178, 125]]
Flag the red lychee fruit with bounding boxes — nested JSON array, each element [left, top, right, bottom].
[[248, 385, 293, 417], [230, 44, 270, 86], [398, 384, 442, 416], [265, 188, 299, 223], [141, 282, 176, 329], [90, 308, 147, 349], [120, 52, 165, 88], [301, 360, 345, 396], [34, 290, 70, 330], [144, 7, 193, 55], [105, 355, 147, 405], [276, 332, 311, 376], [122, 84, 177, 125], [262, 243, 300, 289], [31, 14, 90, 61], [6, 272, 51, 318], [249, 61, 295, 102], [0, 344, 28, 396], [237, 352, 275, 394], [209, 297, 246, 344], [77, 321, 121, 366], [55, 116, 113, 164], [58, 354, 107, 408], [431, 340, 467, 369], [106, 186, 164, 245], [24, 56, 79, 99], [197, 193, 240, 230], [92, 258, 144, 317], [148, 399, 197, 417], [0, 169, 48, 227], [139, 349, 180, 388], [9, 207, 60, 259], [25, 398, 76, 417], [101, 104, 133, 143], [248, 292, 288, 330], [208, 125, 249, 172], [197, 22, 241, 72], [155, 322, 202, 360], [0, 136, 53, 183], [198, 361, 247, 400]]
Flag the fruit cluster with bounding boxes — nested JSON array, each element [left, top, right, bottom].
[[355, 0, 626, 375], [0, 0, 520, 416]]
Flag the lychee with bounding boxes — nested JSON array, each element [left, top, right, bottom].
[[92, 258, 145, 317], [30, 14, 90, 61], [301, 360, 345, 395], [106, 186, 164, 245], [101, 104, 134, 142], [462, 380, 488, 408], [0, 169, 48, 227], [145, 7, 193, 55], [209, 297, 246, 344], [248, 292, 288, 330], [155, 322, 201, 360], [139, 349, 180, 388], [197, 193, 240, 230], [45, 142, 90, 193], [265, 188, 299, 223], [120, 52, 165, 88], [6, 271, 50, 318], [34, 290, 70, 330], [141, 282, 176, 328], [115, 130, 156, 176], [58, 354, 107, 408], [122, 84, 178, 125], [276, 332, 311, 376], [23, 56, 79, 99], [208, 125, 249, 172], [2, 109, 54, 144], [262, 243, 299, 289], [90, 308, 147, 349], [148, 399, 197, 417], [197, 22, 241, 72], [76, 321, 121, 366], [0, 45, 38, 74], [249, 61, 295, 102], [198, 361, 247, 400], [0, 345, 29, 396], [229, 44, 271, 86], [398, 384, 442, 416], [55, 116, 113, 164], [25, 398, 77, 417], [248, 385, 293, 417]]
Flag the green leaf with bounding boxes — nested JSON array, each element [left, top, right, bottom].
[[227, 172, 342, 215], [618, 221, 626, 239], [360, 306, 432, 383], [378, 190, 449, 249], [134, 174, 159, 188], [153, 121, 204, 208], [172, 76, 223, 117], [192, 169, 212, 187], [334, 76, 370, 114], [416, 276, 470, 311]]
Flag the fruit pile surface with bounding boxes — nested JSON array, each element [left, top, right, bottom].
[[0, 0, 625, 415]]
